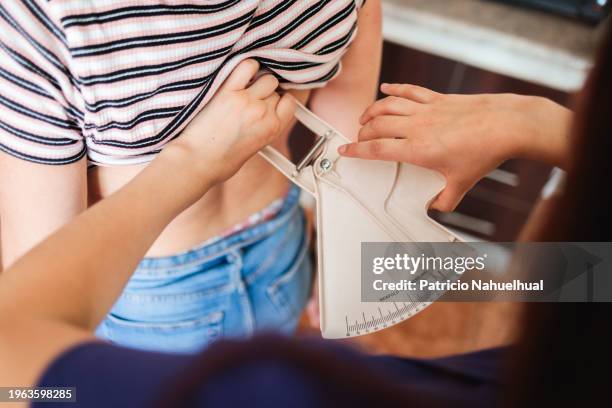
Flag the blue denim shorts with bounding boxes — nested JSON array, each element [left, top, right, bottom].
[[96, 185, 312, 354]]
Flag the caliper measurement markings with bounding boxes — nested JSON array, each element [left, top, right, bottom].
[[345, 303, 425, 336]]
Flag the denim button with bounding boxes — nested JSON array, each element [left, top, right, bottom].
[[226, 253, 238, 263]]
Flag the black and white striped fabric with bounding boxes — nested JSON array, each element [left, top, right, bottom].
[[0, 0, 364, 165]]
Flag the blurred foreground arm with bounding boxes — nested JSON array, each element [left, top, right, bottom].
[[0, 60, 295, 386]]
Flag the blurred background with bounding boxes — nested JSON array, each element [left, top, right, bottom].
[[292, 0, 610, 356]]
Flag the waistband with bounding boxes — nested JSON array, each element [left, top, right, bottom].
[[135, 184, 302, 271]]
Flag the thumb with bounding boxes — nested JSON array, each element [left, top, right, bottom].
[[339, 139, 467, 212], [221, 59, 260, 91], [276, 93, 297, 131], [429, 183, 466, 212]]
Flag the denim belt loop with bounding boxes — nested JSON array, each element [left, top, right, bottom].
[[226, 249, 256, 335]]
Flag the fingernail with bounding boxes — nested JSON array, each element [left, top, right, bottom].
[[338, 145, 347, 154]]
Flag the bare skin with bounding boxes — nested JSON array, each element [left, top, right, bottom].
[[87, 89, 309, 257], [339, 83, 573, 211], [308, 84, 573, 329], [0, 84, 575, 392], [0, 58, 299, 391], [0, 0, 382, 267]]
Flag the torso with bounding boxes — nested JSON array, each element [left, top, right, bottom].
[[87, 90, 309, 257], [2, 1, 361, 256]]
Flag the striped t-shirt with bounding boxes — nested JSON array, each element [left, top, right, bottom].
[[0, 0, 364, 166]]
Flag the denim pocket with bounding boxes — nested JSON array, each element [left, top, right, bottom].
[[265, 237, 312, 324], [101, 310, 224, 354]]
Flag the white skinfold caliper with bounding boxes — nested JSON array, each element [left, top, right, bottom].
[[260, 102, 466, 338]]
